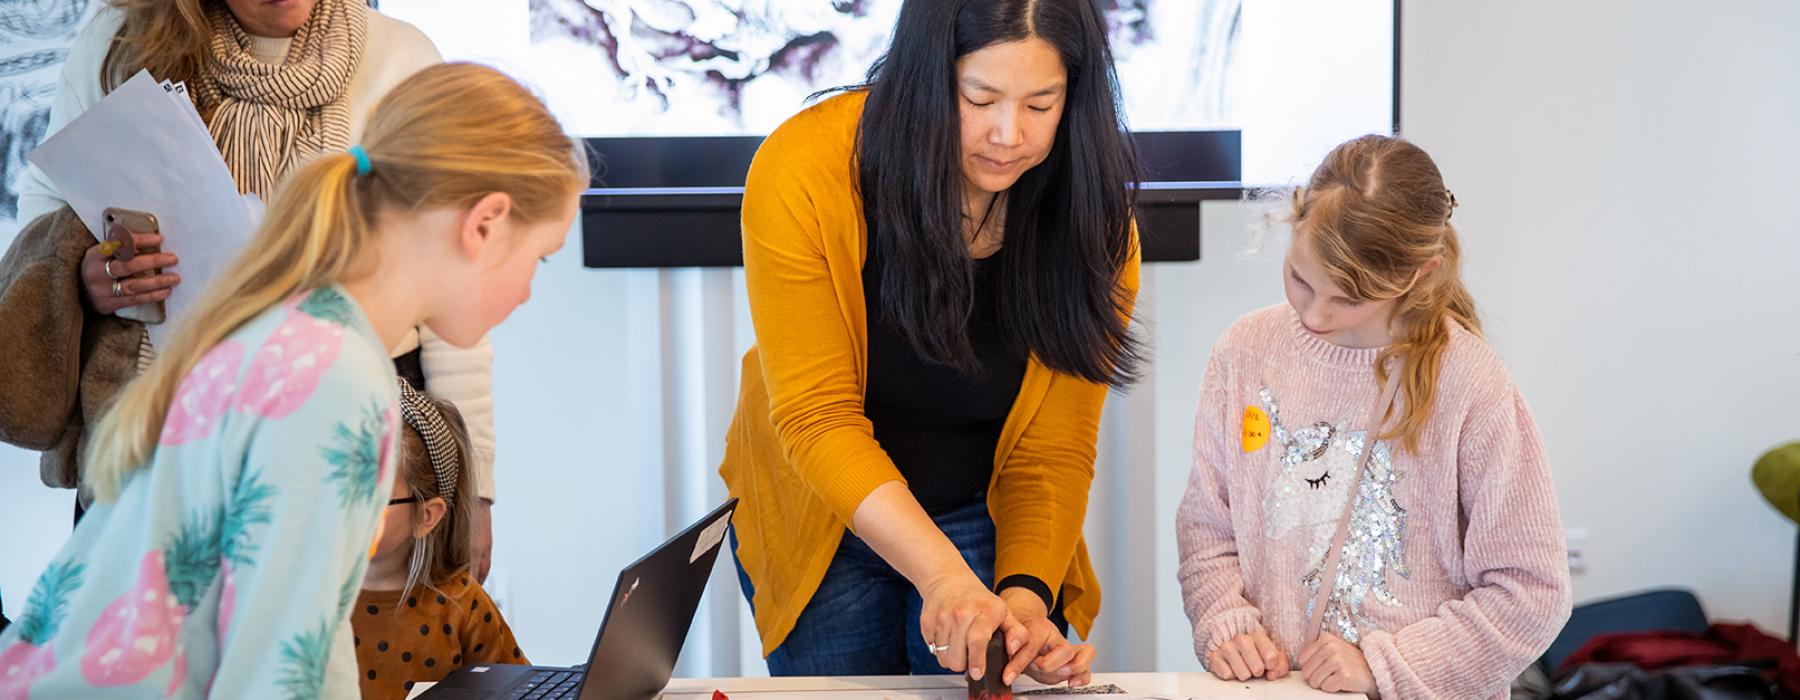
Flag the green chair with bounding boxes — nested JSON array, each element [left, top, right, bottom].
[[1751, 441, 1800, 641]]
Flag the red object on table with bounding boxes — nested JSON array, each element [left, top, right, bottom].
[[712, 691, 729, 700]]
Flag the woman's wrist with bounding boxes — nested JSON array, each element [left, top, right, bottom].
[[854, 482, 982, 594], [919, 560, 984, 597], [997, 584, 1050, 620], [996, 575, 1054, 619]]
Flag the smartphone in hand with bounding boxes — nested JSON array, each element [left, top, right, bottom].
[[103, 207, 166, 324]]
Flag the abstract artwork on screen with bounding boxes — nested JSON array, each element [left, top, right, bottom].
[[0, 0, 100, 242], [528, 0, 1240, 138]]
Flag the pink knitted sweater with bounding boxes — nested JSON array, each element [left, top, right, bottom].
[[1177, 305, 1572, 699]]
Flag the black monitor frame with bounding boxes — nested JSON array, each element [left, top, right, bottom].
[[580, 129, 1241, 268], [579, 1, 1401, 268]]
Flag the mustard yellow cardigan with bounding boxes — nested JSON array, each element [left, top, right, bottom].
[[721, 90, 1140, 656]]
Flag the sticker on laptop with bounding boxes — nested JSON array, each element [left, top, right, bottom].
[[691, 514, 731, 564], [619, 577, 640, 608]]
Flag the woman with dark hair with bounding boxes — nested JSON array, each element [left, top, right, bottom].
[[721, 0, 1142, 684]]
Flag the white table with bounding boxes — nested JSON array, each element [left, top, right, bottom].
[[656, 673, 1365, 699]]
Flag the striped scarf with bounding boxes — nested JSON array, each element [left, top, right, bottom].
[[192, 0, 366, 198]]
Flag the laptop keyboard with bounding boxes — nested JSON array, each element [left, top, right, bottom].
[[504, 669, 585, 700]]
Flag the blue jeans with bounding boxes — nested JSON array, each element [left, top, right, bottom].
[[733, 497, 995, 676]]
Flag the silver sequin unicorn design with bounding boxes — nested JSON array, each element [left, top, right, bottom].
[[1258, 387, 1410, 642]]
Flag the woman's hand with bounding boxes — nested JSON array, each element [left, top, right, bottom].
[[918, 570, 1026, 683], [998, 587, 1095, 687], [1298, 634, 1376, 696], [81, 231, 179, 315], [1208, 628, 1290, 682], [850, 484, 1046, 683]]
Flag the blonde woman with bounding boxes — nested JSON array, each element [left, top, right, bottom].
[[0, 0, 501, 579], [0, 62, 585, 699]]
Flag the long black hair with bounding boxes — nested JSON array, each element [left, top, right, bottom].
[[854, 0, 1144, 387]]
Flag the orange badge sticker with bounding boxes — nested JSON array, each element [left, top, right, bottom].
[[1242, 405, 1271, 453]]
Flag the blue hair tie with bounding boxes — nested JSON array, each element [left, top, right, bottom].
[[348, 145, 372, 176]]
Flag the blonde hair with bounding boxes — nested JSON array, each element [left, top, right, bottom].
[[396, 391, 475, 600], [1291, 134, 1478, 453], [101, 0, 212, 95], [83, 62, 589, 501]]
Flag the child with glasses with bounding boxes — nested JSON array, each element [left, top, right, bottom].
[[351, 379, 525, 700]]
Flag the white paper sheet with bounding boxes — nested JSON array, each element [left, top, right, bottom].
[[28, 69, 260, 346]]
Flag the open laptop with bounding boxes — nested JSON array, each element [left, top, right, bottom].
[[419, 498, 738, 700]]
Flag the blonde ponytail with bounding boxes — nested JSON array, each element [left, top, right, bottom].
[[1291, 135, 1479, 453], [83, 62, 588, 501], [1376, 221, 1481, 453]]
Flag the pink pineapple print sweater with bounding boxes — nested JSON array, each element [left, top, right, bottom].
[[0, 286, 399, 699], [1177, 305, 1572, 699]]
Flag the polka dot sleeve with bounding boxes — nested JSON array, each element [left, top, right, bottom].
[[456, 574, 528, 666]]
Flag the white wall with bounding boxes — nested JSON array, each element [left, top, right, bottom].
[[1399, 0, 1800, 631], [5, 0, 1798, 677]]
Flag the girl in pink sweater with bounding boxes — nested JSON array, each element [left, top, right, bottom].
[[1177, 135, 1572, 699]]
